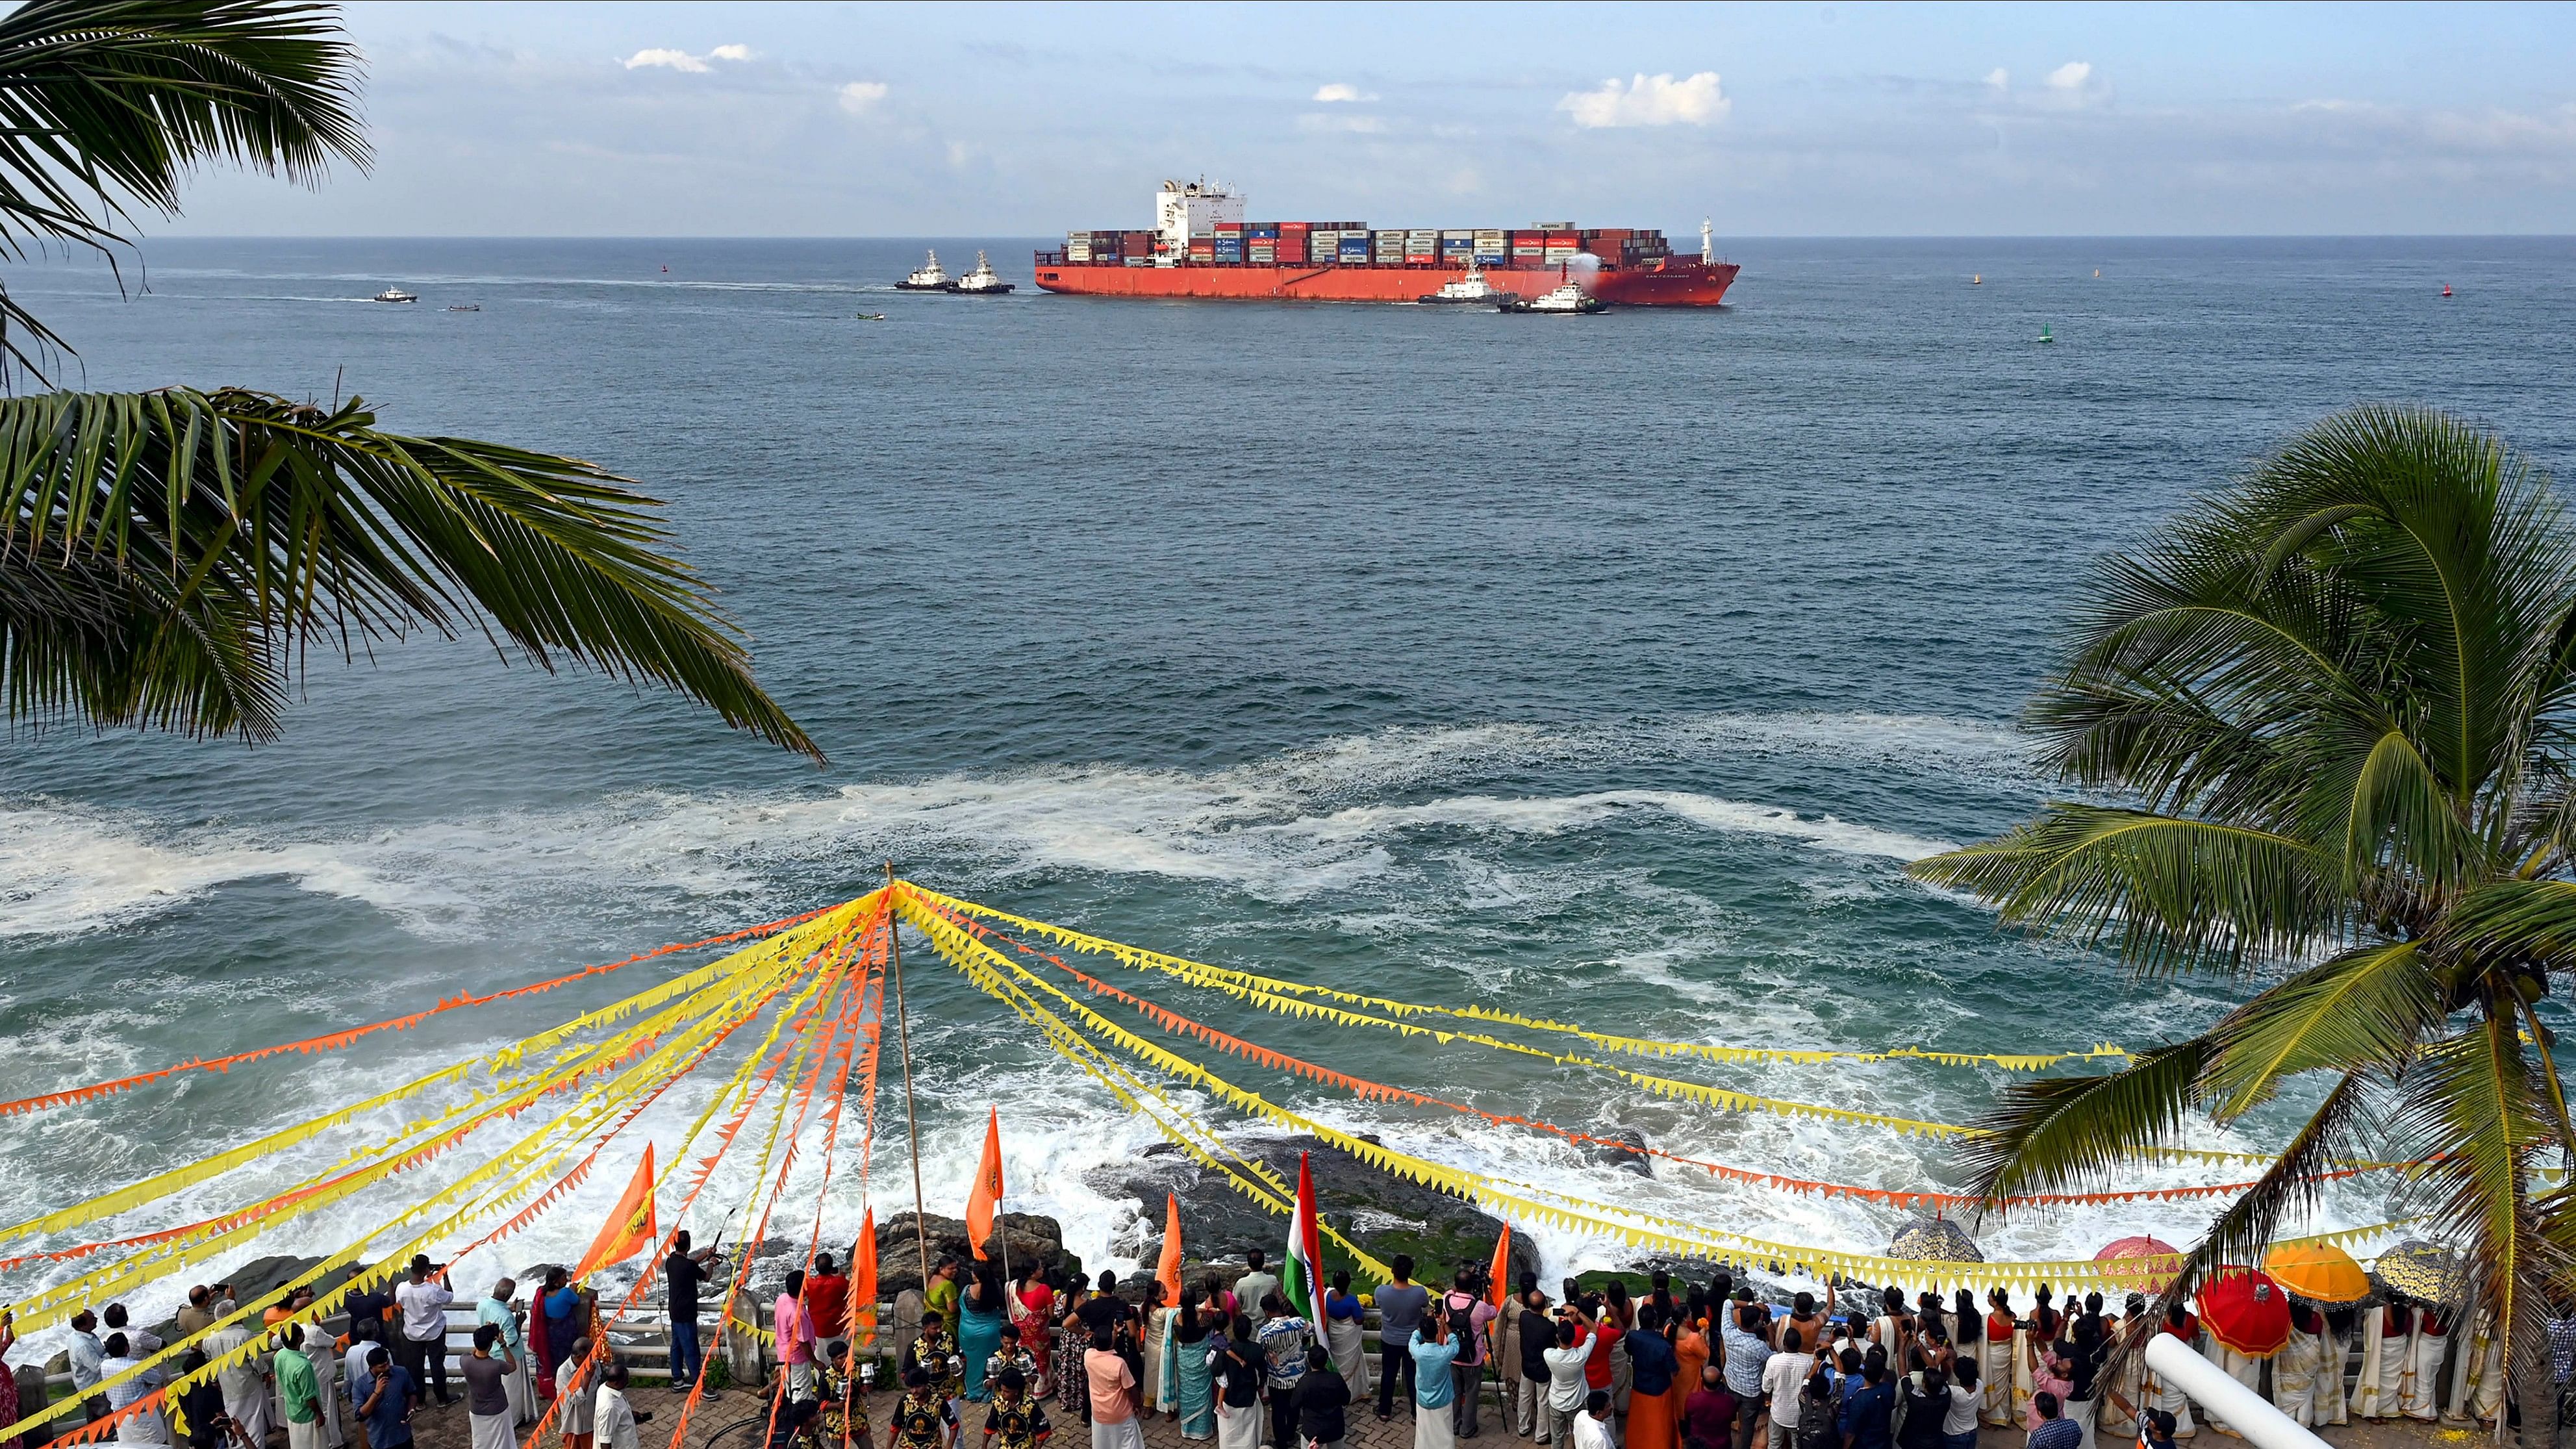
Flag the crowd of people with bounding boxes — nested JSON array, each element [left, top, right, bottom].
[[16, 1237, 2530, 1449]]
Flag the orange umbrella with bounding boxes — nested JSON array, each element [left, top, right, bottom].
[[2095, 1235, 2184, 1293], [2197, 1265, 2293, 1357], [2263, 1241, 2369, 1306]]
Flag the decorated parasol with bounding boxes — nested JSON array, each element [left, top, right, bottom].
[[2262, 1241, 2369, 1307], [2371, 1239, 2468, 1307], [1887, 1216, 1985, 1263], [2093, 1235, 2184, 1294], [2197, 1265, 2293, 1357]]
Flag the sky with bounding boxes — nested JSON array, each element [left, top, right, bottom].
[[149, 1, 2576, 237]]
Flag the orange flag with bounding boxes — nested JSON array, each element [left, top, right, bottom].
[[1486, 1223, 1511, 1307], [965, 1108, 1004, 1260], [574, 1146, 657, 1279], [848, 1207, 879, 1345], [1156, 1192, 1185, 1308]]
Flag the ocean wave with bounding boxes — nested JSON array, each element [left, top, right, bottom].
[[0, 712, 2004, 938]]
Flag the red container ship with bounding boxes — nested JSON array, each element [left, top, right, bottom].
[[1028, 179, 1737, 307]]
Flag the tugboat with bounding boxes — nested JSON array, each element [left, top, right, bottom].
[[372, 286, 417, 303], [1499, 281, 1605, 314], [897, 250, 955, 292], [953, 251, 1015, 296], [1418, 257, 1515, 306]]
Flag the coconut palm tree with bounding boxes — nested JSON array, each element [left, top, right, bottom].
[[1910, 405, 2576, 1437], [0, 1, 817, 757]]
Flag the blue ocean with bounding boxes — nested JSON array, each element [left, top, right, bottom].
[[6, 236, 2573, 1319]]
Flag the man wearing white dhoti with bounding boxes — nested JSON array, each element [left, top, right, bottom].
[[205, 1306, 275, 1448], [477, 1279, 537, 1425]]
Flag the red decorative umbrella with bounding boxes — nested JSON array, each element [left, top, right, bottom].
[[2196, 1265, 2293, 1357], [2094, 1235, 2184, 1293]]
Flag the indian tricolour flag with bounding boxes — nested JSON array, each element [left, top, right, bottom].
[[1284, 1151, 1326, 1320]]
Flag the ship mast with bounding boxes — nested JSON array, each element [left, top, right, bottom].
[[1701, 217, 1713, 264]]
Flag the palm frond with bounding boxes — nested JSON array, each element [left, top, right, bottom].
[[0, 0, 367, 379], [2198, 940, 2442, 1120], [0, 386, 819, 758], [1962, 1040, 2214, 1203], [1906, 803, 2347, 976], [2440, 879, 2576, 976]]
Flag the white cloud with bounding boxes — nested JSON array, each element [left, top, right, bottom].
[[1313, 82, 1376, 103], [623, 47, 707, 73], [1985, 68, 2009, 90], [837, 81, 890, 114], [623, 44, 752, 73], [1557, 71, 1729, 129], [1296, 112, 1385, 134], [2045, 61, 2093, 91]]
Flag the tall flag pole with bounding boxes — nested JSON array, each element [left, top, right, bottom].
[[885, 864, 934, 1296], [1486, 1224, 1511, 1307], [1283, 1151, 1324, 1322]]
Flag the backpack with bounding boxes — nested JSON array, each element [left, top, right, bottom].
[[1446, 1293, 1483, 1364], [1795, 1404, 1839, 1449]]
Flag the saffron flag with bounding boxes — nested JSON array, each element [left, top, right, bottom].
[[574, 1145, 656, 1279], [849, 1207, 879, 1345], [1156, 1192, 1185, 1309], [1487, 1224, 1511, 1307], [1283, 1151, 1324, 1321], [965, 1107, 1004, 1261]]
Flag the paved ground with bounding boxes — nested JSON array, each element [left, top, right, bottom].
[[379, 1380, 2480, 1449]]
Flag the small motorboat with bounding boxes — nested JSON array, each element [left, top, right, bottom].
[[1499, 282, 1604, 314], [372, 286, 417, 303], [854, 312, 887, 321], [444, 304, 479, 312], [897, 250, 955, 292], [1419, 257, 1513, 306], [953, 251, 1015, 295]]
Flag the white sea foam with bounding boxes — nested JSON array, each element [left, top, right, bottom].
[[1, 712, 2001, 937]]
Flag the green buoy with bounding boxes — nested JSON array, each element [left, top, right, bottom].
[[2038, 324, 2054, 344]]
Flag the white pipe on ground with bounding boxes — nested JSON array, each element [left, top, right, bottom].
[[2141, 1334, 2329, 1449]]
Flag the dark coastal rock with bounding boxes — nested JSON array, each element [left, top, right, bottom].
[[1582, 1128, 1653, 1179], [1089, 1134, 1537, 1286], [871, 1211, 1076, 1298]]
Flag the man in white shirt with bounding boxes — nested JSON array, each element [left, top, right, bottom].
[[1543, 1315, 1598, 1448], [99, 1333, 167, 1444], [1758, 1328, 1814, 1449], [1571, 1390, 1616, 1449], [394, 1257, 458, 1407], [1234, 1251, 1282, 1331], [595, 1363, 649, 1449], [203, 1308, 275, 1448]]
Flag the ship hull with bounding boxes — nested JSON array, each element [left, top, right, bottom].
[[1031, 258, 1737, 307]]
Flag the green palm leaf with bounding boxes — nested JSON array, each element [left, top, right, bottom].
[[1961, 1040, 2214, 1202], [1908, 804, 2345, 976], [2199, 940, 2442, 1120], [0, 387, 820, 757], [0, 1, 366, 379]]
